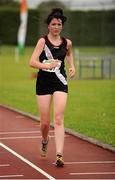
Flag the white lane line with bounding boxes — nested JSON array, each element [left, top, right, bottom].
[[0, 174, 23, 178], [0, 136, 42, 140], [0, 135, 69, 140], [0, 164, 10, 167], [0, 130, 54, 135], [0, 142, 56, 180], [15, 115, 25, 119], [63, 161, 115, 165], [0, 131, 40, 134], [70, 172, 115, 175]]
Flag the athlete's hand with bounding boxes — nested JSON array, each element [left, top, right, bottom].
[[49, 59, 61, 69], [69, 66, 76, 78]]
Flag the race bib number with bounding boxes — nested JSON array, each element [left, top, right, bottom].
[[42, 59, 61, 72]]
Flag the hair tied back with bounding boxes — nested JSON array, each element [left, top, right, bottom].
[[45, 8, 67, 25]]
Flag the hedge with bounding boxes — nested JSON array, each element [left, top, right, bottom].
[[0, 8, 115, 46]]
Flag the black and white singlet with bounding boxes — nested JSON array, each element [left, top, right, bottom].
[[36, 35, 68, 95]]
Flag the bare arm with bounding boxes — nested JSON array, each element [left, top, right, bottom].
[[66, 39, 76, 78], [29, 38, 59, 70]]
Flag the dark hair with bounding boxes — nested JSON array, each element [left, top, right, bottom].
[[45, 8, 67, 25]]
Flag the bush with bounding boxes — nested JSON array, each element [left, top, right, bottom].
[[0, 8, 115, 46]]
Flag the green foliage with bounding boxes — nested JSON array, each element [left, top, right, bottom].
[[0, 9, 115, 46], [69, 10, 115, 46], [0, 9, 20, 44], [0, 0, 19, 8], [26, 10, 40, 45], [37, 0, 66, 11]]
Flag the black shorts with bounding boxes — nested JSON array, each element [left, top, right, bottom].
[[36, 72, 68, 95]]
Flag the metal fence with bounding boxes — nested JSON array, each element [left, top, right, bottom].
[[74, 53, 115, 79]]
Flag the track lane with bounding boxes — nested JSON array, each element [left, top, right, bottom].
[[0, 105, 115, 179]]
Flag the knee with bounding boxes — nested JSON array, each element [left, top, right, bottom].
[[54, 113, 64, 126], [40, 115, 50, 128], [41, 120, 50, 128]]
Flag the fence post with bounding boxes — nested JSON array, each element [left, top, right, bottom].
[[109, 58, 112, 79], [79, 60, 82, 79], [101, 59, 104, 79]]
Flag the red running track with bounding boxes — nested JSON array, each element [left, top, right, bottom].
[[0, 105, 115, 179]]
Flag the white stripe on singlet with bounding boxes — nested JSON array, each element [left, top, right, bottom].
[[43, 44, 67, 85]]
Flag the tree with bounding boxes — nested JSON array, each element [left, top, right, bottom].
[[0, 0, 19, 8], [0, 0, 12, 4], [37, 0, 66, 11]]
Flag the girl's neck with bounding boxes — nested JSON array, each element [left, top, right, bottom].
[[48, 33, 61, 41], [47, 33, 62, 46]]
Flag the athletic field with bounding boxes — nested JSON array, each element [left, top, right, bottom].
[[0, 46, 115, 147]]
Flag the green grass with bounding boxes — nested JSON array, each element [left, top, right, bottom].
[[0, 46, 115, 147], [66, 80, 115, 146]]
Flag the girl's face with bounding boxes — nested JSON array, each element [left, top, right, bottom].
[[48, 18, 63, 36]]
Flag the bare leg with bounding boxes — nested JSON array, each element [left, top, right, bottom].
[[36, 95, 52, 141], [53, 92, 67, 155]]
